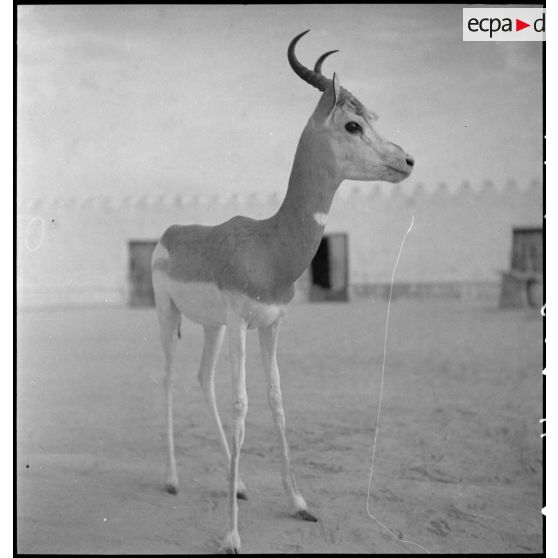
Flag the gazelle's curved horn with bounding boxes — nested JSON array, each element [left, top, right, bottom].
[[288, 30, 334, 92], [313, 50, 339, 75]]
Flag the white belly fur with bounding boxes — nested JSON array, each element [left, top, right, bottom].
[[152, 245, 286, 328]]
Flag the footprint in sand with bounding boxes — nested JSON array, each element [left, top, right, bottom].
[[427, 518, 451, 537]]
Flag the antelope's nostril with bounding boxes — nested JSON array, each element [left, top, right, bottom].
[[405, 156, 415, 167]]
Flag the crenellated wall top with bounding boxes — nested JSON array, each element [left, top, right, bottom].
[[17, 179, 542, 213]]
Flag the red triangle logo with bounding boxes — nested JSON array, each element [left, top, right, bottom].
[[516, 19, 530, 31]]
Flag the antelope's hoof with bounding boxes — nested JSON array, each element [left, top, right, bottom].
[[165, 483, 178, 495], [236, 489, 248, 500], [220, 531, 241, 554], [295, 509, 318, 522]]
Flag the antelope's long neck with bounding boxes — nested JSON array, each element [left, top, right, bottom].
[[271, 126, 341, 284]]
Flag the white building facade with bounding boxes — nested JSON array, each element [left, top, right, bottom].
[[17, 180, 542, 307]]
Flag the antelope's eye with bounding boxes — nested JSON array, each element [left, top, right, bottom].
[[345, 121, 362, 134]]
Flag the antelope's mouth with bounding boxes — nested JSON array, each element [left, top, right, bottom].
[[386, 165, 412, 178]]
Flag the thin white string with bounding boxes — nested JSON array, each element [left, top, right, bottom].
[[366, 216, 430, 554]]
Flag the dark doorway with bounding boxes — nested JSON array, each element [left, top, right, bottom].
[[128, 240, 157, 307], [311, 237, 331, 289], [310, 233, 349, 301], [511, 227, 542, 275], [499, 227, 543, 308]]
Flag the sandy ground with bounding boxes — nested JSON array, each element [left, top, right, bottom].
[[17, 300, 543, 554]]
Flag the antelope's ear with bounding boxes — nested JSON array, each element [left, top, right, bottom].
[[312, 72, 341, 122]]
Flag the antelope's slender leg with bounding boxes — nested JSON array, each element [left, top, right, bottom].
[[221, 317, 248, 554], [258, 319, 317, 522], [155, 291, 181, 495], [197, 325, 247, 499]]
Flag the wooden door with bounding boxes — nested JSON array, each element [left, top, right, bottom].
[[128, 240, 157, 306], [511, 227, 542, 274]]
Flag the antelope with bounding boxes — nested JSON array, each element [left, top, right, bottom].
[[151, 30, 414, 554]]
